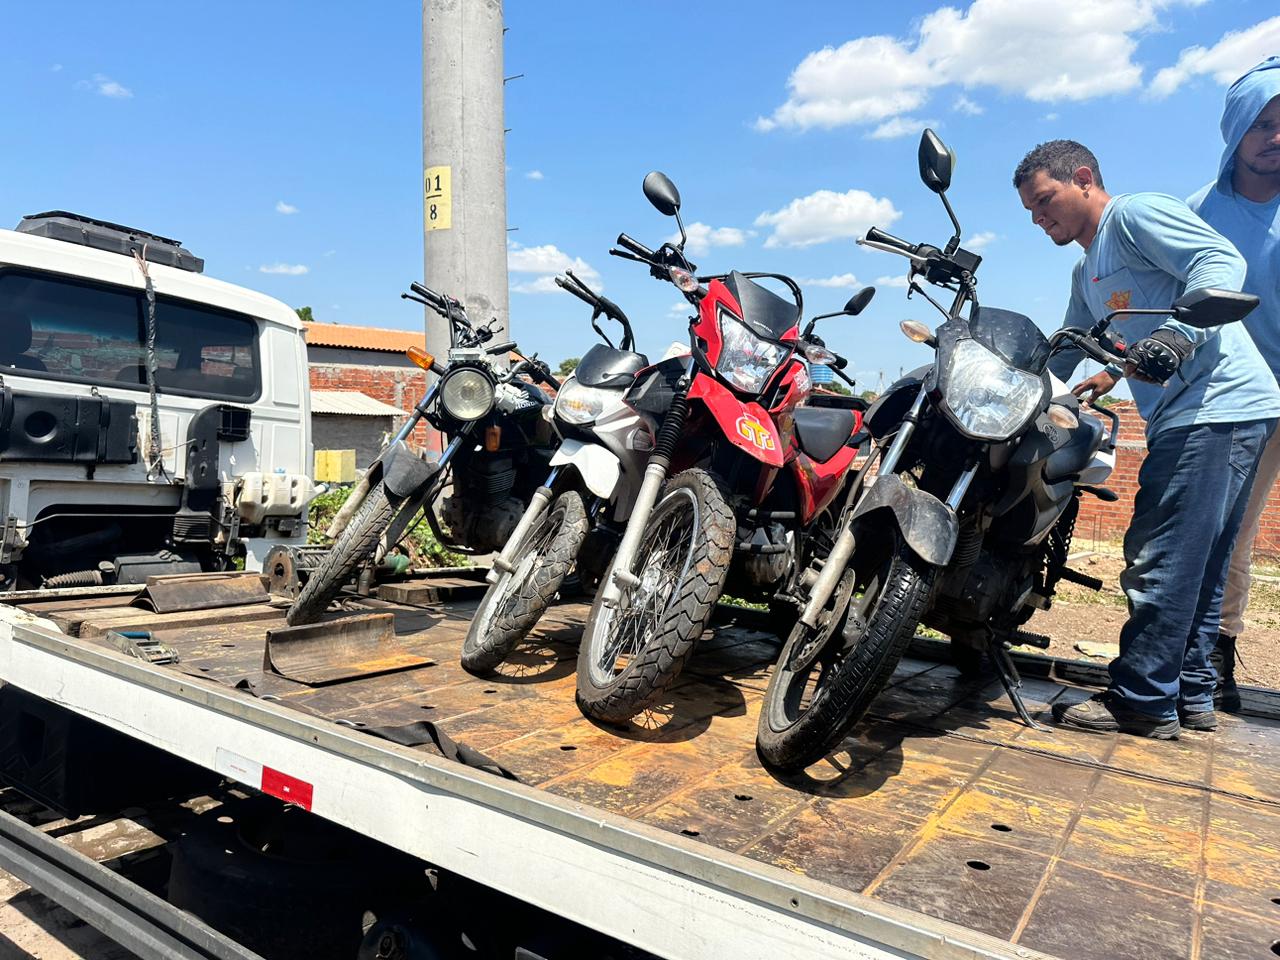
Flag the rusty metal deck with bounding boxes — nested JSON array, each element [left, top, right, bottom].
[[14, 587, 1280, 960]]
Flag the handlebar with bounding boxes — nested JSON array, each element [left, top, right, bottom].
[[486, 340, 517, 356], [863, 227, 917, 255], [616, 233, 656, 260]]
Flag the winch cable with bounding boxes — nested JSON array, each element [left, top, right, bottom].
[[133, 247, 168, 482]]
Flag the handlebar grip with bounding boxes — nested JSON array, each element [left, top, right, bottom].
[[616, 233, 656, 260], [833, 355, 848, 370], [539, 370, 562, 391], [555, 275, 597, 306], [863, 227, 917, 254], [486, 340, 517, 356], [409, 281, 443, 304]]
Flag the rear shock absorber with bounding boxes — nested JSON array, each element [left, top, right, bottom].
[[600, 373, 693, 605]]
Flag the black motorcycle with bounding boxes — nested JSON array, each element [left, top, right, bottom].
[[286, 282, 559, 625], [755, 129, 1256, 772]]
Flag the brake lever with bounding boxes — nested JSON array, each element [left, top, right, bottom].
[[609, 248, 647, 263]]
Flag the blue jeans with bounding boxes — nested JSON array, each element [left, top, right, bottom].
[[1110, 418, 1276, 719]]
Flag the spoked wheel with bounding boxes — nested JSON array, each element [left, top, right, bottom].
[[576, 468, 734, 724], [756, 529, 935, 773], [461, 490, 589, 675]]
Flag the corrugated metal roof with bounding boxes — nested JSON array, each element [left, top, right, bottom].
[[310, 390, 407, 417], [304, 322, 425, 352]]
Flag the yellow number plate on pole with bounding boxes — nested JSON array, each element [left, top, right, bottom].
[[424, 165, 452, 231]]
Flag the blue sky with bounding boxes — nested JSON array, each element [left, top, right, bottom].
[[2, 1, 1277, 393]]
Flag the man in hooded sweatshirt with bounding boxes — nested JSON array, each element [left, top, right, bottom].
[[1188, 57, 1280, 714], [1014, 139, 1280, 738]]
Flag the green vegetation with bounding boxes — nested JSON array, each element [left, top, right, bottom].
[[295, 306, 315, 323], [307, 485, 464, 567], [557, 357, 580, 377]]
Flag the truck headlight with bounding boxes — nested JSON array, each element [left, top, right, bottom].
[[941, 339, 1045, 440], [440, 367, 495, 421]]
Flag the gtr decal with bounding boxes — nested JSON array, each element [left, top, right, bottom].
[[736, 414, 777, 452]]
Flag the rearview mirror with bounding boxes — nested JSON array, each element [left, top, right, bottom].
[[918, 129, 954, 195], [845, 287, 876, 316], [642, 171, 681, 217], [1172, 288, 1259, 328]]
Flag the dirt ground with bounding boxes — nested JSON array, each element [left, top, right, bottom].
[[1025, 543, 1280, 690]]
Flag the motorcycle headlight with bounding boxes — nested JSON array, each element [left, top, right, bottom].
[[941, 339, 1045, 440], [718, 309, 787, 393], [554, 377, 619, 425], [440, 367, 495, 421]]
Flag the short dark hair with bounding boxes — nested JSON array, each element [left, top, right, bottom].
[[1012, 140, 1105, 190]]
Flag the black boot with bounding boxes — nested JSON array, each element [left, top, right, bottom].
[[1211, 633, 1242, 714]]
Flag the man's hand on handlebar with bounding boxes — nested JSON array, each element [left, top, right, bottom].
[[1071, 370, 1120, 402]]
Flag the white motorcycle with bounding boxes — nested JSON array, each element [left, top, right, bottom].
[[461, 272, 651, 674]]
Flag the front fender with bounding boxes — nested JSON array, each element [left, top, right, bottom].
[[851, 475, 957, 567], [550, 439, 621, 500], [381, 439, 442, 500], [688, 375, 785, 468]]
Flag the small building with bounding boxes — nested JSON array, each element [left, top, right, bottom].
[[309, 389, 407, 470]]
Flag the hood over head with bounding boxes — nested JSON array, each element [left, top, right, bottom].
[[1215, 56, 1280, 194]]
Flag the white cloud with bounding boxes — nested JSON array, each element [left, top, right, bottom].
[[1149, 16, 1280, 98], [83, 74, 132, 98], [755, 0, 1200, 133], [669, 302, 693, 316], [508, 242, 600, 294], [965, 231, 998, 250], [525, 169, 545, 180], [275, 200, 299, 215], [876, 274, 911, 289], [755, 189, 901, 249], [868, 116, 935, 140], [323, 249, 336, 257], [259, 263, 309, 275], [1042, 112, 1060, 121], [953, 94, 984, 115], [667, 222, 755, 256], [800, 273, 862, 289], [51, 64, 62, 73]]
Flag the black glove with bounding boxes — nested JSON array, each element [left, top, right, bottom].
[[1127, 329, 1193, 383]]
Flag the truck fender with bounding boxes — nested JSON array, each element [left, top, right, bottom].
[[380, 440, 441, 500], [851, 475, 957, 567], [550, 439, 621, 500]]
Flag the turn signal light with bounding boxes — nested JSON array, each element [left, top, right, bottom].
[[484, 425, 502, 451], [1047, 404, 1079, 430], [900, 320, 934, 344], [407, 346, 436, 371]]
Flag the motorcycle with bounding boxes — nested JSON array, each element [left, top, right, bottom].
[[461, 270, 650, 674], [574, 171, 869, 724], [755, 128, 1258, 772], [287, 282, 559, 626]]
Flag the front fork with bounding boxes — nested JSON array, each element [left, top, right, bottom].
[[600, 358, 695, 607], [798, 391, 978, 629], [486, 466, 563, 583]]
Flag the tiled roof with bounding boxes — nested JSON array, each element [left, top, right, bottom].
[[304, 322, 426, 352], [310, 390, 407, 417]]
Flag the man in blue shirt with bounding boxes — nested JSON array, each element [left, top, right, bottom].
[[1189, 58, 1280, 714], [1014, 140, 1280, 737]]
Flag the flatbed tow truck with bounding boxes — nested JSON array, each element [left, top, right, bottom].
[[0, 570, 1277, 960]]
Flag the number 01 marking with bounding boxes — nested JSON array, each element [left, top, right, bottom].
[[424, 165, 452, 231]]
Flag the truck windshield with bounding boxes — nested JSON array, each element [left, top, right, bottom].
[[0, 269, 260, 401]]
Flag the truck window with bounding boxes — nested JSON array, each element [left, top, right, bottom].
[[0, 269, 260, 400]]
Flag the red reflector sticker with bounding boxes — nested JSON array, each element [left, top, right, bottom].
[[261, 765, 314, 811]]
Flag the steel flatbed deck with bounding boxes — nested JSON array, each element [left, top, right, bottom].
[[1, 576, 1278, 960]]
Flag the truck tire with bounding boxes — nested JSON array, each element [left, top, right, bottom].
[[288, 481, 398, 626], [461, 490, 589, 675], [756, 533, 934, 773], [576, 468, 734, 724]]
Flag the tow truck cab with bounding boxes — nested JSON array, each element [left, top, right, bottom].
[[0, 211, 315, 589]]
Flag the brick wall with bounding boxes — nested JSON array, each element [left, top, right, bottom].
[[1075, 401, 1280, 558], [307, 362, 438, 449]]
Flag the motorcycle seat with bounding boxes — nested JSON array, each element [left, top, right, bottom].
[[793, 406, 857, 463]]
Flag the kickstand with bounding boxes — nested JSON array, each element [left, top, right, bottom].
[[987, 633, 1047, 731]]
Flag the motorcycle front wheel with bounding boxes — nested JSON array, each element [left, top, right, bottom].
[[575, 468, 734, 724], [756, 530, 934, 773], [461, 489, 590, 675], [287, 481, 401, 626]]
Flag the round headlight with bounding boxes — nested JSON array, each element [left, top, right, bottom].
[[440, 367, 495, 421]]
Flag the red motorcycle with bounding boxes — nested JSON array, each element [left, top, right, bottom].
[[576, 171, 870, 723]]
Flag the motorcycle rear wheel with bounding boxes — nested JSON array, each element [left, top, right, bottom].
[[461, 490, 589, 675], [756, 531, 934, 773], [575, 468, 734, 724]]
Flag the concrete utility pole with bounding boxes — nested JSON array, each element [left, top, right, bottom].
[[422, 0, 509, 360]]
